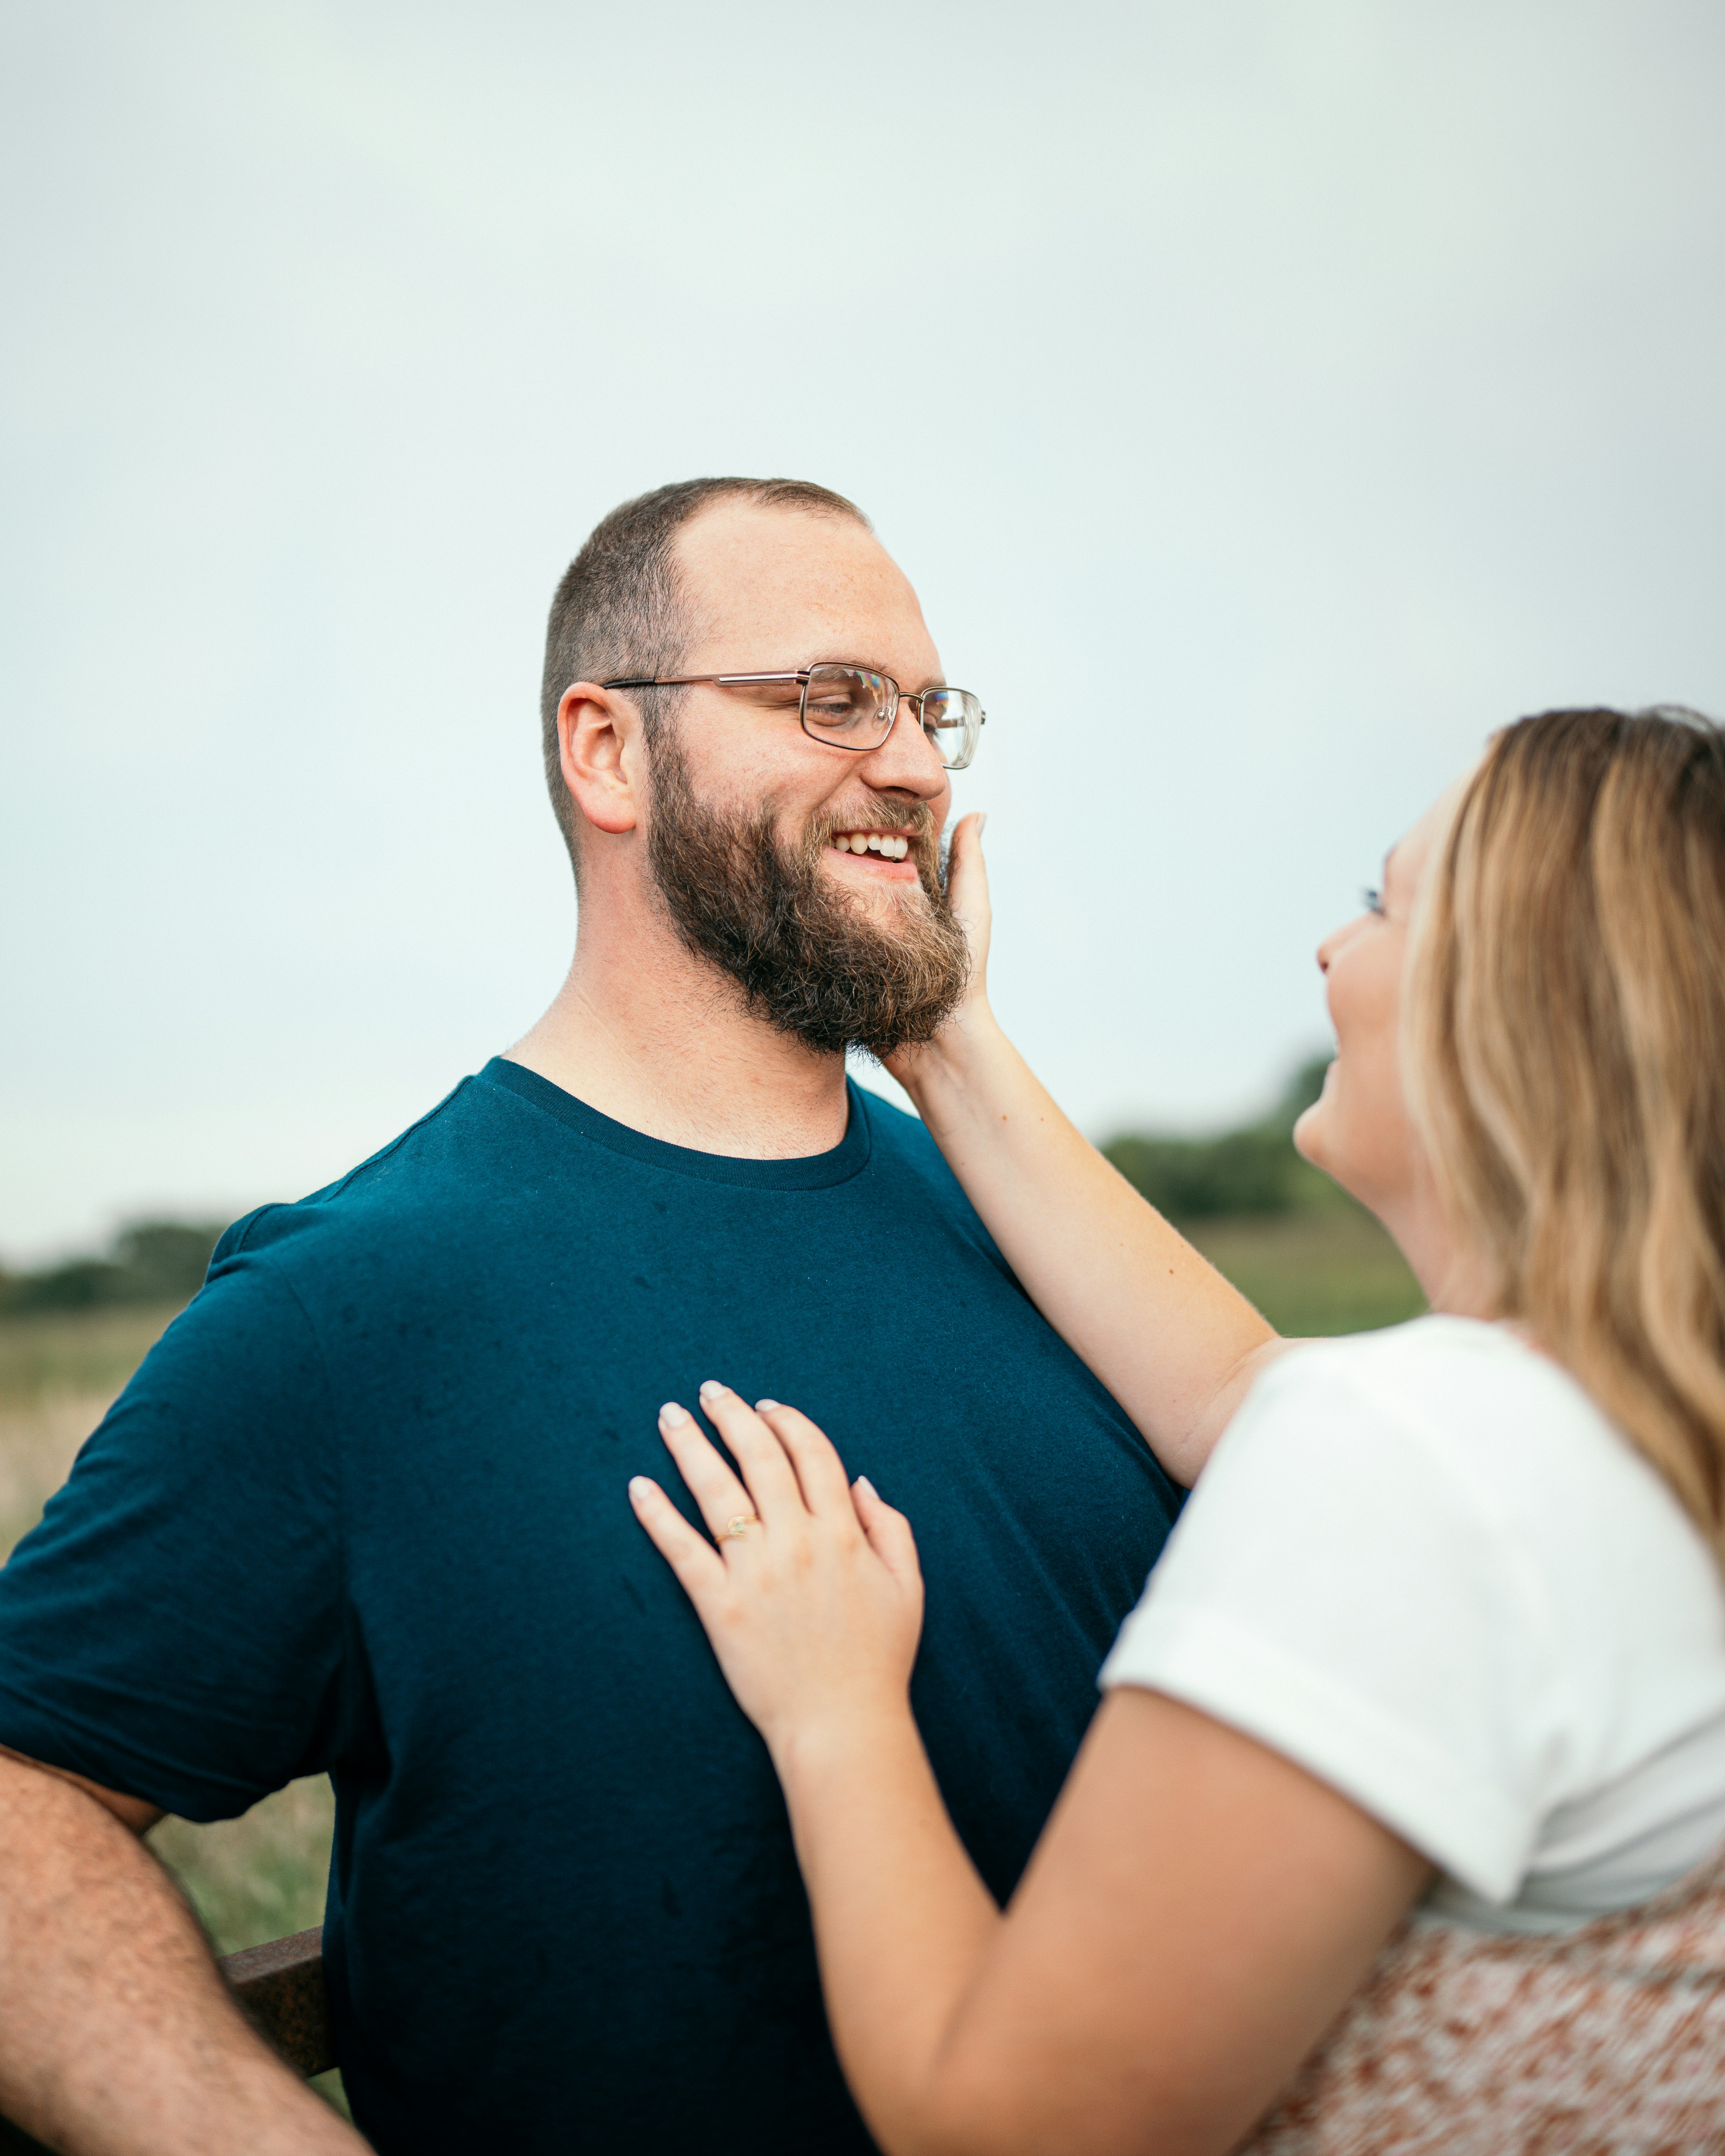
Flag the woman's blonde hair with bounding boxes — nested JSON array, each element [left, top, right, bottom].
[[1406, 706, 1725, 1555]]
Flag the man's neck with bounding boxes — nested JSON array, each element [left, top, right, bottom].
[[506, 914, 851, 1161]]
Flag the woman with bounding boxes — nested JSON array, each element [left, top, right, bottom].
[[629, 706, 1725, 2154]]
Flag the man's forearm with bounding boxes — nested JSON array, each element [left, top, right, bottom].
[[0, 1753, 363, 2155]]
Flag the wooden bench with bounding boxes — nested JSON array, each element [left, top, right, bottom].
[[0, 1928, 332, 2152]]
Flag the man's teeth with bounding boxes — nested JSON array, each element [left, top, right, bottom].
[[831, 832, 912, 859]]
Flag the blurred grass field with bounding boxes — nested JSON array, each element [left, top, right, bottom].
[[0, 1204, 1421, 2123], [1182, 1205, 1427, 1336]]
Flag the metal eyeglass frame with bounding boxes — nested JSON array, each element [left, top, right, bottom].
[[598, 663, 987, 771]]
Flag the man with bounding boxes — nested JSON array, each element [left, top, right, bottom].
[[0, 478, 1182, 2153]]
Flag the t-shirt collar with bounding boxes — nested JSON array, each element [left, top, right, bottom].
[[478, 1056, 875, 1191]]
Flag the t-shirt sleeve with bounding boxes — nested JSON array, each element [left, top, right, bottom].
[[1099, 1343, 1572, 1903], [0, 1226, 347, 1821]]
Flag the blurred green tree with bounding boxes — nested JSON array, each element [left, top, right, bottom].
[[1102, 1053, 1342, 1221], [111, 1221, 227, 1300], [0, 1219, 228, 1315]]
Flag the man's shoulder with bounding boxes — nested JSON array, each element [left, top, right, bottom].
[[214, 1064, 536, 1271], [852, 1081, 955, 1183], [850, 1083, 1002, 1237]]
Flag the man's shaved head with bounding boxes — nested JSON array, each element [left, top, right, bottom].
[[539, 477, 868, 868]]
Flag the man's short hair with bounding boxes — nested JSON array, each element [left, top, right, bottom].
[[539, 476, 869, 876]]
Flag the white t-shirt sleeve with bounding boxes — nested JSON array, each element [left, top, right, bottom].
[[1100, 1338, 1575, 1903]]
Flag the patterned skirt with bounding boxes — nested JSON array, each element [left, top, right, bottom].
[[1246, 1847, 1725, 2154]]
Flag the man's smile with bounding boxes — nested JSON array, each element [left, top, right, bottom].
[[825, 829, 921, 882]]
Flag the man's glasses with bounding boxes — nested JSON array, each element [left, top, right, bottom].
[[599, 663, 987, 771]]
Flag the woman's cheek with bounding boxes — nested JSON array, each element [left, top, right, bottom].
[[1309, 969, 1387, 1189], [1292, 1072, 1334, 1167]]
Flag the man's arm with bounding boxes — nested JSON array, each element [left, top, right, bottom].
[[0, 1749, 364, 2155]]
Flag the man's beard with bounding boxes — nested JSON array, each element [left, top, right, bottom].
[[644, 725, 971, 1058]]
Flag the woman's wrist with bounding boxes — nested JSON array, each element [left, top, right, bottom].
[[766, 1697, 922, 1801], [894, 998, 1010, 1121]]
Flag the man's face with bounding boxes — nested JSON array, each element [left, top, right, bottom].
[[638, 503, 970, 1055], [661, 501, 956, 896]]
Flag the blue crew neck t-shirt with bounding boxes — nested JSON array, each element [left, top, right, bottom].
[[0, 1061, 1181, 2153]]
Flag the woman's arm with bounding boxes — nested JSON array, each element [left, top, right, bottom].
[[892, 817, 1285, 1484], [631, 1388, 1431, 2156], [794, 1690, 1427, 2156]]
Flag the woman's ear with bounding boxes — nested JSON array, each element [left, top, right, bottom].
[[558, 684, 641, 838]]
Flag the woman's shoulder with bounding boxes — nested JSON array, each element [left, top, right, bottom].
[[1223, 1314, 1718, 1622], [1245, 1315, 1633, 1489], [1113, 1314, 1725, 1906], [1259, 1311, 1576, 1404]]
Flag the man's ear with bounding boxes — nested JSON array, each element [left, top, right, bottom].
[[558, 684, 642, 838]]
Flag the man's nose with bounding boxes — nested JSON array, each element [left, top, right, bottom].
[[857, 699, 949, 798]]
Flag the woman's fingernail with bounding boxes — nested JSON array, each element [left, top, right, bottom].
[[975, 812, 988, 837], [699, 1379, 724, 1399], [756, 1398, 780, 1412], [628, 1476, 653, 1500], [659, 1402, 689, 1427], [856, 1475, 878, 1500]]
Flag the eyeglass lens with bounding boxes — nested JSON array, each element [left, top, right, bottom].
[[801, 665, 891, 746], [800, 665, 981, 770], [916, 688, 980, 770]]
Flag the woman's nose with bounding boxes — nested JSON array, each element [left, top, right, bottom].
[[1317, 911, 1368, 975]]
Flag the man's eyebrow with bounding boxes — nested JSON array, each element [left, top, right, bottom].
[[815, 657, 943, 693]]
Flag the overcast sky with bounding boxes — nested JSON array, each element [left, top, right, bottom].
[[4, 0, 1723, 1259]]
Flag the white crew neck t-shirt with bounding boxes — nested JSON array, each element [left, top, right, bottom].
[[1100, 1315, 1725, 1933]]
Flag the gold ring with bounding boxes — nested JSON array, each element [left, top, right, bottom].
[[722, 1514, 762, 1541]]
